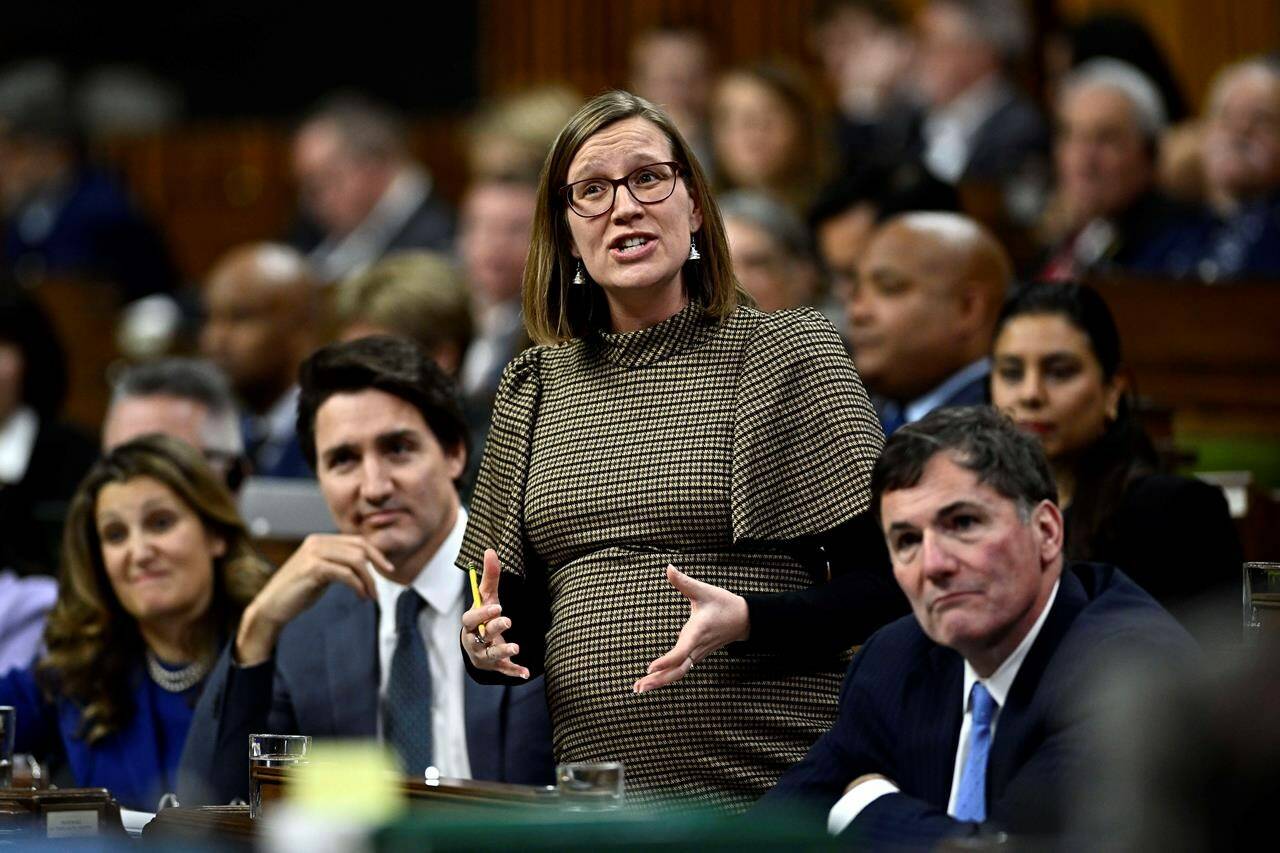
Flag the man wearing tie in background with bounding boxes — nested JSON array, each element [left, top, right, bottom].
[[180, 336, 552, 805], [762, 407, 1195, 846]]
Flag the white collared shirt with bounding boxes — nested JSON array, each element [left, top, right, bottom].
[[904, 359, 991, 425], [828, 579, 1062, 835], [372, 508, 471, 779], [0, 406, 39, 484], [309, 166, 433, 283], [921, 78, 1009, 183]]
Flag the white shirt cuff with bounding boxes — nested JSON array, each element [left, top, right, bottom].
[[827, 778, 900, 835]]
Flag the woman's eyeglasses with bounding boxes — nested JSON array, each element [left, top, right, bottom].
[[561, 162, 682, 218]]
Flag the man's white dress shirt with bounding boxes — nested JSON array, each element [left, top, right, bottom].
[[372, 508, 472, 779]]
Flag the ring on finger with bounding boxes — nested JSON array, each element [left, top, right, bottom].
[[471, 633, 489, 648]]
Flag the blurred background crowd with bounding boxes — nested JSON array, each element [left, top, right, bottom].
[[1, 0, 1277, 575]]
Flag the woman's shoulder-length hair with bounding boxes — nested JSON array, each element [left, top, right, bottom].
[[38, 434, 271, 743], [522, 90, 740, 346]]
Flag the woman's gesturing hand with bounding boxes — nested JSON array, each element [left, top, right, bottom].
[[461, 548, 530, 679], [633, 565, 750, 694]]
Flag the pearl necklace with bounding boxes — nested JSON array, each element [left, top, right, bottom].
[[146, 650, 213, 693]]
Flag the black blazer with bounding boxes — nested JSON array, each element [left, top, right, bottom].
[[178, 583, 554, 805], [0, 419, 97, 576], [1073, 473, 1243, 645], [759, 563, 1196, 847]]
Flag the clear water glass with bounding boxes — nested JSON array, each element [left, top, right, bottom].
[[249, 733, 310, 818], [556, 761, 624, 810]]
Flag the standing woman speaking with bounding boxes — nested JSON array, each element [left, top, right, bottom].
[[458, 91, 899, 811]]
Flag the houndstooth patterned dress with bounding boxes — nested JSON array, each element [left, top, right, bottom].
[[458, 301, 884, 811]]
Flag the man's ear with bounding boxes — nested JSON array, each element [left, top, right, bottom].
[[1033, 499, 1064, 567], [445, 440, 467, 482]]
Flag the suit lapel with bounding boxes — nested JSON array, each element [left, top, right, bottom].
[[987, 569, 1088, 796], [324, 593, 380, 737]]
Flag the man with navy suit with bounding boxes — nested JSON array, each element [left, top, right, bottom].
[[761, 406, 1196, 847], [180, 336, 553, 805], [846, 213, 1008, 436]]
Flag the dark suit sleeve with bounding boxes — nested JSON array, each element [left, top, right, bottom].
[[739, 513, 909, 656], [757, 630, 896, 811], [177, 644, 298, 805]]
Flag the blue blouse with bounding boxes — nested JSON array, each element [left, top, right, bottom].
[[0, 662, 198, 811]]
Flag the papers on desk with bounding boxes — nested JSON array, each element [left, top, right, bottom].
[[120, 808, 155, 837]]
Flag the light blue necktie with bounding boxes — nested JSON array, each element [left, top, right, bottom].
[[953, 682, 998, 822], [384, 588, 433, 777]]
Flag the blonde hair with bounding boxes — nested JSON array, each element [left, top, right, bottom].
[[522, 90, 741, 345], [38, 435, 271, 744], [335, 251, 473, 362]]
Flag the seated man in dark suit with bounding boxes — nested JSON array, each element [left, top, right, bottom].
[[290, 93, 454, 283], [180, 336, 553, 805], [761, 406, 1196, 847], [847, 212, 1008, 435]]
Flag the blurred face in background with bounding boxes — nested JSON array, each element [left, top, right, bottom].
[[630, 31, 712, 138], [712, 73, 801, 190], [459, 182, 537, 307], [724, 214, 807, 312], [1203, 67, 1280, 207], [293, 121, 394, 238], [1055, 84, 1153, 225], [991, 312, 1122, 462], [0, 341, 21, 423], [848, 223, 966, 401], [913, 2, 997, 108], [818, 203, 880, 304]]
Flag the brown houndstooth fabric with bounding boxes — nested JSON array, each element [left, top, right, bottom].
[[459, 300, 885, 812]]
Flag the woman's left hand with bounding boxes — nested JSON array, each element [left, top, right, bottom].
[[633, 565, 750, 694]]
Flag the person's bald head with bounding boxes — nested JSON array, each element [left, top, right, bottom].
[[848, 212, 1010, 402], [200, 243, 319, 413]]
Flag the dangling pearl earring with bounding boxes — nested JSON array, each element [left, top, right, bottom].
[[573, 261, 586, 285], [688, 239, 701, 261]]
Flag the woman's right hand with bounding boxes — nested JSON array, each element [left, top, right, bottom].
[[461, 548, 529, 679]]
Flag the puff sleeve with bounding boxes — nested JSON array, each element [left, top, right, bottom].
[[731, 307, 885, 543]]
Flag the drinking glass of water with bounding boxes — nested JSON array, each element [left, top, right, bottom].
[[0, 706, 14, 788], [249, 733, 310, 818], [556, 761, 624, 811]]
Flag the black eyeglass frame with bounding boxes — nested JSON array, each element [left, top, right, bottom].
[[559, 161, 684, 218]]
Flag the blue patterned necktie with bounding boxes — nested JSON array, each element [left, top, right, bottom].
[[953, 682, 998, 822], [384, 588, 433, 777]]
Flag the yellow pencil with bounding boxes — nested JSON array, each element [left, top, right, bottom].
[[468, 562, 486, 639]]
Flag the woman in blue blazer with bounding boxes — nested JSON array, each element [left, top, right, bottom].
[[0, 435, 270, 810]]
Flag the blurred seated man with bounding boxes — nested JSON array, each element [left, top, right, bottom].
[[1039, 59, 1191, 281], [200, 243, 319, 479], [1157, 58, 1280, 280], [720, 191, 818, 312], [179, 337, 552, 805], [909, 0, 1048, 186], [0, 288, 97, 576], [809, 159, 961, 314], [102, 357, 248, 493], [629, 26, 715, 167], [0, 72, 176, 300], [290, 93, 453, 283], [848, 212, 1008, 434], [761, 406, 1196, 846], [335, 250, 473, 375]]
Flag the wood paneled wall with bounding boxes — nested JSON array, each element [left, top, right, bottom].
[[478, 0, 1279, 112], [1057, 0, 1280, 109], [478, 0, 824, 98]]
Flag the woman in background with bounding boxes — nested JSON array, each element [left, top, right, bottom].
[[990, 282, 1242, 644], [0, 435, 270, 809]]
